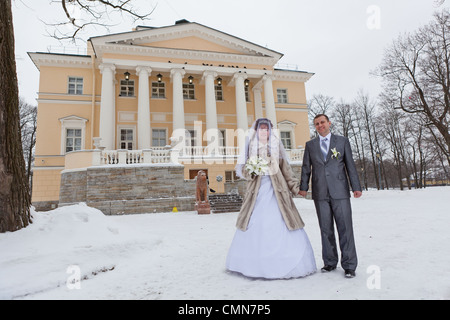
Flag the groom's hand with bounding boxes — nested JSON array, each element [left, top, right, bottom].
[[299, 191, 307, 197], [353, 191, 362, 198]]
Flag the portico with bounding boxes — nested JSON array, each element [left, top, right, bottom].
[[97, 60, 279, 152]]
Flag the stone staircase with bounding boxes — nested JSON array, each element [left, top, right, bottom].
[[209, 194, 243, 213]]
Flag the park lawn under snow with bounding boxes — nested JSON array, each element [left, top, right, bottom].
[[1, 186, 450, 300]]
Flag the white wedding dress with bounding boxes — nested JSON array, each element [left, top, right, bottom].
[[226, 176, 317, 279]]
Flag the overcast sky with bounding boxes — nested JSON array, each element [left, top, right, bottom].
[[12, 0, 449, 106]]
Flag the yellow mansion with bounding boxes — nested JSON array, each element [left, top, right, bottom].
[[29, 20, 313, 213]]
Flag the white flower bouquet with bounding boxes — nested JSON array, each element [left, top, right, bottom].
[[245, 156, 269, 178]]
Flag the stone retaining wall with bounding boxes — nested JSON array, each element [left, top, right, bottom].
[[58, 162, 309, 215], [224, 180, 247, 196], [59, 164, 196, 215], [222, 162, 307, 198]]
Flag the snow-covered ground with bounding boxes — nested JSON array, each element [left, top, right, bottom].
[[1, 187, 450, 300]]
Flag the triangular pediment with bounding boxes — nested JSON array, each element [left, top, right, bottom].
[[139, 36, 245, 55], [59, 115, 88, 123], [89, 21, 283, 60], [278, 120, 298, 126]]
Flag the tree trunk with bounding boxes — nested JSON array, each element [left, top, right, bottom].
[[363, 114, 379, 190], [372, 123, 389, 190], [0, 0, 32, 232], [395, 153, 404, 190]]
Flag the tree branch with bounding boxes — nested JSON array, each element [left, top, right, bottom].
[[45, 0, 156, 42]]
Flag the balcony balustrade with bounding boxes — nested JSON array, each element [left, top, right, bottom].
[[63, 147, 304, 170]]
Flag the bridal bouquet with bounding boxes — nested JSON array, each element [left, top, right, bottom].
[[245, 156, 269, 178]]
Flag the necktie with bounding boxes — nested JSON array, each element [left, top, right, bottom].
[[321, 138, 328, 161]]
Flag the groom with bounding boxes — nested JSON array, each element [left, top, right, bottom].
[[299, 114, 362, 278]]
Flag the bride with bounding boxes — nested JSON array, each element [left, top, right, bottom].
[[226, 118, 317, 279]]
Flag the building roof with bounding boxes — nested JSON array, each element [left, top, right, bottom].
[[88, 20, 284, 63], [28, 52, 92, 70]]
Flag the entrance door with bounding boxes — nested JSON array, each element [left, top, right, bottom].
[[189, 169, 209, 180]]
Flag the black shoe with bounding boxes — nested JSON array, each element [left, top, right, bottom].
[[321, 265, 337, 273], [344, 269, 356, 278]]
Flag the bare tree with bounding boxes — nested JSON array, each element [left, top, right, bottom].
[[431, 139, 450, 182], [354, 90, 382, 189], [0, 0, 153, 233], [307, 94, 336, 137], [19, 99, 37, 189], [331, 99, 353, 138], [308, 94, 335, 117], [46, 0, 155, 42], [346, 103, 369, 189], [372, 119, 389, 190], [403, 115, 428, 188], [380, 110, 406, 189], [375, 9, 450, 167], [377, 90, 410, 190], [0, 0, 31, 232]]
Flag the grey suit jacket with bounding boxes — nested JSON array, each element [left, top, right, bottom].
[[300, 134, 362, 200]]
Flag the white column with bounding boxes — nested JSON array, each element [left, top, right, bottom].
[[263, 75, 277, 128], [203, 71, 219, 154], [253, 87, 263, 120], [170, 68, 186, 147], [99, 63, 116, 150], [234, 73, 248, 149], [170, 69, 186, 132], [136, 66, 152, 150]]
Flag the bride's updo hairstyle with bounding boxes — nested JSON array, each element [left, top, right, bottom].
[[254, 118, 273, 130], [235, 118, 288, 179]]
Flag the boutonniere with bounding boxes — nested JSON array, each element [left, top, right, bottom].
[[331, 148, 341, 160]]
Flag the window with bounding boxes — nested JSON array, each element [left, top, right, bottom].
[[65, 129, 82, 153], [280, 131, 292, 149], [277, 89, 288, 103], [219, 129, 226, 147], [120, 80, 135, 97], [60, 115, 87, 154], [225, 171, 240, 182], [186, 130, 198, 155], [152, 129, 167, 147], [187, 130, 197, 147], [152, 82, 166, 98], [183, 83, 195, 100], [120, 129, 134, 150], [68, 77, 83, 95], [215, 84, 223, 101]]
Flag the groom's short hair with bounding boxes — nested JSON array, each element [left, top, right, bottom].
[[314, 114, 330, 122]]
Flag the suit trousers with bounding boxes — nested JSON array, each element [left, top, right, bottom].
[[313, 198, 358, 271]]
